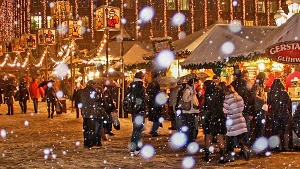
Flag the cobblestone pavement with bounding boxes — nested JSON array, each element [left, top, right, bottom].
[[0, 100, 300, 168]]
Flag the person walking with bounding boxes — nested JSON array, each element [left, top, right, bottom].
[[179, 78, 200, 144], [103, 87, 116, 136], [79, 80, 105, 149], [223, 85, 250, 162], [202, 80, 226, 163], [4, 78, 16, 115], [123, 72, 147, 156], [266, 79, 292, 151], [45, 81, 56, 118], [29, 78, 40, 114], [72, 83, 82, 118], [147, 73, 162, 137], [251, 72, 267, 141], [168, 84, 181, 130], [18, 80, 30, 114]]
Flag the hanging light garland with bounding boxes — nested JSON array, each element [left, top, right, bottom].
[[204, 0, 208, 27], [149, 0, 153, 38], [91, 0, 94, 40], [82, 33, 107, 64], [74, 0, 78, 18], [217, 0, 220, 20], [255, 0, 258, 25], [191, 0, 195, 33], [0, 54, 9, 67], [267, 0, 270, 26], [21, 52, 30, 68], [43, 0, 46, 28], [27, 0, 30, 33], [230, 0, 233, 20], [34, 49, 47, 67], [243, 0, 246, 24], [135, 0, 139, 39], [177, 0, 180, 33], [163, 0, 167, 36], [7, 55, 18, 67]]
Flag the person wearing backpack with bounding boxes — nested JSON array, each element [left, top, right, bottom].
[[124, 72, 147, 156], [179, 78, 200, 144]]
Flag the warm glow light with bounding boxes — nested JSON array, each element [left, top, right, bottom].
[[204, 0, 208, 27], [163, 0, 167, 36], [258, 63, 265, 71]]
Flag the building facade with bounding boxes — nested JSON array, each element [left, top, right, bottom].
[[0, 0, 288, 50]]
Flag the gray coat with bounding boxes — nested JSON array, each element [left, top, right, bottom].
[[80, 86, 105, 119]]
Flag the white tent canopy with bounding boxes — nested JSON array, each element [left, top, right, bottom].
[[123, 43, 152, 65], [230, 13, 300, 58], [180, 25, 256, 67]]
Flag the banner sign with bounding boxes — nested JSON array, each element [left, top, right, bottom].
[[95, 6, 120, 31], [266, 41, 300, 64], [21, 34, 37, 49], [38, 29, 56, 45]]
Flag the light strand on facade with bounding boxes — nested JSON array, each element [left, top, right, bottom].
[[204, 0, 208, 27], [217, 0, 220, 19], [177, 0, 180, 33], [21, 52, 30, 68], [34, 48, 47, 67], [255, 0, 258, 25], [27, 0, 30, 33], [243, 0, 246, 25], [74, 0, 78, 19], [0, 54, 9, 67], [191, 0, 195, 33], [163, 0, 167, 36], [230, 0, 233, 20], [7, 55, 18, 67], [267, 0, 270, 26], [91, 0, 94, 40], [135, 0, 139, 39], [149, 0, 153, 38], [43, 0, 46, 28]]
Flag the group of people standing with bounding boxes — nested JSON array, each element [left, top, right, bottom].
[[123, 69, 293, 162]]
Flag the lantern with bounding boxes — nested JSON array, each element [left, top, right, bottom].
[[61, 19, 83, 39], [38, 29, 56, 45], [95, 6, 120, 31], [12, 38, 25, 52], [21, 34, 37, 49]]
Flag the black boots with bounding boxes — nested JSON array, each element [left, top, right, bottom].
[[218, 149, 226, 163], [203, 148, 210, 162]]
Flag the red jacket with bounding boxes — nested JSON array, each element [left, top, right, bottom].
[[29, 81, 40, 99]]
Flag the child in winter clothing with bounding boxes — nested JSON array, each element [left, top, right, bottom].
[[223, 85, 250, 161]]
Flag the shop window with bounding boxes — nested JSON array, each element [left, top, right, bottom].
[[78, 16, 90, 27], [167, 0, 176, 10], [258, 0, 265, 13], [78, 0, 90, 8], [139, 0, 148, 9], [124, 0, 134, 8], [195, 1, 204, 11], [32, 0, 41, 7], [31, 16, 42, 30], [245, 0, 255, 13], [270, 0, 278, 13], [180, 0, 189, 10], [153, 19, 163, 31], [207, 0, 218, 12], [220, 0, 230, 12], [152, 1, 162, 9]]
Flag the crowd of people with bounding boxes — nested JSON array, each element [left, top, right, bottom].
[[0, 70, 295, 163], [121, 70, 294, 162]]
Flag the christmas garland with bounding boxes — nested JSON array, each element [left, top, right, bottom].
[[142, 50, 190, 60], [124, 62, 152, 71], [151, 36, 175, 53]]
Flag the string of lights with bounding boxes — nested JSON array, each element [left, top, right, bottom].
[[255, 0, 258, 25], [149, 0, 153, 38], [204, 0, 207, 27], [177, 0, 180, 33], [267, 0, 270, 26], [7, 55, 18, 67], [135, 0, 139, 39], [217, 0, 220, 19], [43, 0, 46, 28], [21, 52, 30, 68], [27, 0, 30, 33], [243, 0, 246, 24], [163, 0, 167, 36], [0, 54, 9, 67], [91, 0, 94, 40], [74, 0, 78, 19], [191, 0, 194, 33], [230, 0, 233, 20]]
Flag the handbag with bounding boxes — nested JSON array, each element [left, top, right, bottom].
[[111, 110, 120, 130], [180, 100, 192, 111]]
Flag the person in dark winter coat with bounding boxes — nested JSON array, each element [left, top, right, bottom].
[[174, 83, 186, 131], [147, 73, 162, 137], [103, 87, 117, 136], [251, 72, 267, 142], [202, 80, 226, 163], [72, 83, 82, 118], [266, 79, 292, 151], [223, 85, 250, 161], [79, 80, 105, 149], [45, 81, 57, 118], [124, 72, 147, 156], [4, 79, 16, 115], [231, 69, 254, 144], [18, 80, 30, 114]]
